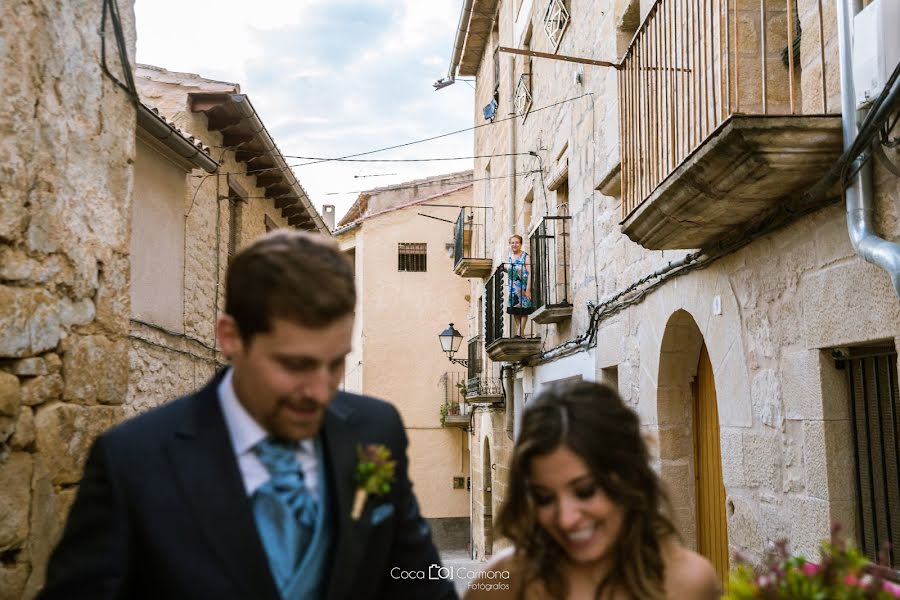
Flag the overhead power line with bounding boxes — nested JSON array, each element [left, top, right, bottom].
[[196, 93, 588, 178]]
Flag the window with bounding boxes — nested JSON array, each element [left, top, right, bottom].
[[543, 0, 570, 50], [130, 138, 187, 333], [398, 243, 427, 272], [846, 346, 900, 567], [516, 28, 534, 119], [227, 178, 248, 260], [228, 196, 243, 260], [514, 73, 533, 117]]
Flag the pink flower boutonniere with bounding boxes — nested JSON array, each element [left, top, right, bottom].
[[351, 443, 396, 520]]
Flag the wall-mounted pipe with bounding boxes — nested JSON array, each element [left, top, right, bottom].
[[837, 0, 900, 297]]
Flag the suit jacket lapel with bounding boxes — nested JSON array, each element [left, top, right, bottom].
[[168, 375, 280, 600], [322, 395, 363, 600]]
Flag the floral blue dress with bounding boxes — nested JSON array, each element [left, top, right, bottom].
[[506, 251, 534, 315]]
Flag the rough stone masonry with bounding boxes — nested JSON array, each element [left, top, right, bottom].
[[0, 1, 137, 598]]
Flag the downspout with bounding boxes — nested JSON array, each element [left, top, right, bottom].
[[837, 0, 900, 297], [505, 2, 517, 441]]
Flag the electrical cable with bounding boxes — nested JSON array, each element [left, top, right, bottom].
[[99, 0, 138, 104], [237, 169, 539, 198], [199, 94, 590, 177]]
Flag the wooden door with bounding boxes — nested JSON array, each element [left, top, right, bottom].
[[693, 343, 729, 589]]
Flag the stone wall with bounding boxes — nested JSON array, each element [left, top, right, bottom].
[[0, 1, 137, 597], [127, 67, 292, 413]]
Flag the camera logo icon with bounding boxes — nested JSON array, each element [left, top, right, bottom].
[[428, 564, 452, 580]]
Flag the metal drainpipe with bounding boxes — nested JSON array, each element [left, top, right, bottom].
[[505, 2, 517, 440], [837, 0, 900, 297]]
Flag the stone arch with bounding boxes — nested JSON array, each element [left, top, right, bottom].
[[635, 268, 751, 565], [482, 436, 494, 557], [656, 309, 706, 548]]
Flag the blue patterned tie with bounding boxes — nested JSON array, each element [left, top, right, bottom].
[[252, 438, 318, 593]]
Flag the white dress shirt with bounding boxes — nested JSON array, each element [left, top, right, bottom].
[[218, 368, 320, 501]]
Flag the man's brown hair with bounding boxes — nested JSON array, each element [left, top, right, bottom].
[[224, 230, 355, 341]]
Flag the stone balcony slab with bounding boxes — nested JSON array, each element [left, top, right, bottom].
[[454, 258, 493, 278], [621, 115, 842, 250], [486, 337, 542, 362], [531, 304, 573, 324]]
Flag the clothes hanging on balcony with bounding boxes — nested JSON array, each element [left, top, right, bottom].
[[506, 252, 534, 315]]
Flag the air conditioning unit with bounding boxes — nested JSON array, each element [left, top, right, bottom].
[[852, 0, 900, 109]]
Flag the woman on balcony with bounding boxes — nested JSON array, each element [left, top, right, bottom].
[[465, 381, 720, 600], [506, 234, 533, 337]]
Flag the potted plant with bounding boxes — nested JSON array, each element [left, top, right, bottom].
[[439, 402, 449, 427], [448, 401, 460, 415], [727, 524, 900, 599]]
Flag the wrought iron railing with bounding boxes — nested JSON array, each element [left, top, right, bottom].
[[617, 0, 831, 218], [466, 335, 504, 398], [485, 264, 536, 346], [453, 207, 491, 268], [529, 204, 572, 310], [441, 371, 469, 416]]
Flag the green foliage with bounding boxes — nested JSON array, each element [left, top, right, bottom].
[[439, 402, 449, 427], [726, 526, 900, 600], [355, 444, 396, 496]]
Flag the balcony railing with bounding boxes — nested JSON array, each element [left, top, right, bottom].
[[617, 0, 839, 231], [440, 371, 470, 428], [453, 207, 493, 278], [466, 335, 504, 403], [485, 264, 541, 362], [529, 204, 572, 323]]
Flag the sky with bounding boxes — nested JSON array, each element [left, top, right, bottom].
[[134, 0, 475, 224]]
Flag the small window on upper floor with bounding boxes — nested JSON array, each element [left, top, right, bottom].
[[544, 0, 570, 50], [398, 243, 427, 272]]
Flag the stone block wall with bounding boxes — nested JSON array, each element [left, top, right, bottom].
[[0, 1, 137, 597]]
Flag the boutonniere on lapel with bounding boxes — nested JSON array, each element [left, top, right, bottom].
[[351, 443, 396, 521]]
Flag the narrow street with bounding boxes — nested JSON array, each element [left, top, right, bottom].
[[441, 550, 488, 597]]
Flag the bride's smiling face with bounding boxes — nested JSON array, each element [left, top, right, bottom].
[[528, 445, 625, 565]]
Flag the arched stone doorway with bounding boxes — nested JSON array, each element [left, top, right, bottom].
[[657, 310, 729, 587], [482, 438, 493, 556]]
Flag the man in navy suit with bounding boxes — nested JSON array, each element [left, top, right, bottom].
[[40, 231, 457, 600]]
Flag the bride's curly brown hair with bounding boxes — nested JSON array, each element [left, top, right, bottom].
[[495, 381, 677, 599]]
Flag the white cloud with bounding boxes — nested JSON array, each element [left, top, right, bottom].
[[135, 0, 475, 222]]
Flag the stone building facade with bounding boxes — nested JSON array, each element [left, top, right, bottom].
[[0, 1, 138, 597], [335, 172, 474, 550], [128, 65, 327, 414], [0, 11, 326, 592], [447, 0, 900, 580]]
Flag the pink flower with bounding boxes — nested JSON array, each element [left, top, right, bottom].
[[882, 580, 900, 597], [800, 562, 821, 577], [845, 575, 860, 586]]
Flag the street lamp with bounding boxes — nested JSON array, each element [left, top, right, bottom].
[[438, 323, 469, 367]]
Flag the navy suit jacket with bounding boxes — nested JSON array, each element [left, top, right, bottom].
[[39, 372, 458, 600]]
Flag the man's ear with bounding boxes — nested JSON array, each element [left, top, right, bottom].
[[216, 314, 243, 359]]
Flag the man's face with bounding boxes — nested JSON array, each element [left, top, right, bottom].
[[217, 314, 354, 441]]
